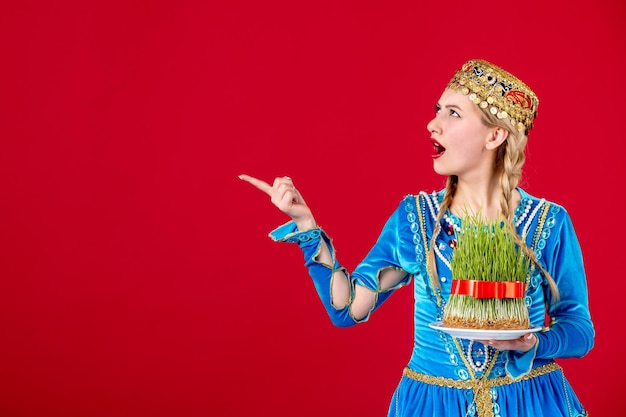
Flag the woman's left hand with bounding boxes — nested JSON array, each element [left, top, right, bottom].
[[479, 333, 537, 352]]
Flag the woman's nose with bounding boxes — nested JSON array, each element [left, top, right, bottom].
[[427, 117, 439, 135]]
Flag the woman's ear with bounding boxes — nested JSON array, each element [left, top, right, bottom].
[[485, 127, 509, 150]]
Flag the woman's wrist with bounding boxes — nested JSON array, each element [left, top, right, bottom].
[[295, 216, 317, 231]]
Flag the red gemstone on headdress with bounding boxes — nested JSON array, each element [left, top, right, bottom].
[[505, 90, 532, 109]]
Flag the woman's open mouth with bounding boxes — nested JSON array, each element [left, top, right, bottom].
[[431, 139, 445, 158]]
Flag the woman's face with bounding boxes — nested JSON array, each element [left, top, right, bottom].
[[426, 89, 498, 179]]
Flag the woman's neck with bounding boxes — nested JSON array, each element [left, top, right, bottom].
[[448, 178, 519, 221]]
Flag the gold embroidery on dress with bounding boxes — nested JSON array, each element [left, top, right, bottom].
[[402, 362, 562, 417], [402, 361, 560, 387], [416, 194, 442, 307]]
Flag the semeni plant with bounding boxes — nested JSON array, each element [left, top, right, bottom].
[[443, 213, 531, 330]]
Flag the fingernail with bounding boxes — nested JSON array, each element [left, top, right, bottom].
[[238, 175, 243, 180]]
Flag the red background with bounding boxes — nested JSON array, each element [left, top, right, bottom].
[[1, 1, 624, 416]]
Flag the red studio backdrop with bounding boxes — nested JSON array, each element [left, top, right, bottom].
[[1, 1, 624, 416]]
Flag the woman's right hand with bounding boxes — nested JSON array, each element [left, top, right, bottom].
[[239, 174, 317, 230]]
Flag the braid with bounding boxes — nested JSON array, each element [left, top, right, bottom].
[[497, 123, 526, 220], [427, 176, 457, 289], [487, 112, 560, 303]]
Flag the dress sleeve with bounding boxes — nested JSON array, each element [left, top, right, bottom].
[[535, 208, 595, 358], [269, 201, 411, 327], [505, 207, 594, 377]]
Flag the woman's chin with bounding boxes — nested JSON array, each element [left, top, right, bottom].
[[432, 162, 451, 177]]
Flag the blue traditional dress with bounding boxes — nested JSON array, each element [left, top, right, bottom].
[[270, 188, 594, 417]]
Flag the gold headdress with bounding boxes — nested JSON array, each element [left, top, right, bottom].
[[448, 59, 539, 134]]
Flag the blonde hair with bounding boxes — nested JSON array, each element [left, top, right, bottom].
[[427, 104, 560, 302]]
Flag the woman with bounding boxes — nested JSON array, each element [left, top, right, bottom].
[[239, 59, 594, 417]]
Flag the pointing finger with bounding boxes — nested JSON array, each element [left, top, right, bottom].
[[238, 174, 272, 195]]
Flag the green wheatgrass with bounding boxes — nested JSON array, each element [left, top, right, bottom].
[[443, 213, 531, 329]]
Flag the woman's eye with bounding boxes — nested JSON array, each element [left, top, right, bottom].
[[450, 109, 460, 117], [435, 105, 441, 114]]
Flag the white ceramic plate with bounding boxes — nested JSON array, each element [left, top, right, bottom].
[[428, 321, 542, 340]]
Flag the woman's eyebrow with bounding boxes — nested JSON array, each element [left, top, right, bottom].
[[438, 103, 464, 112]]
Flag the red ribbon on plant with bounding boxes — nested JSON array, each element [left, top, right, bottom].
[[451, 279, 526, 299]]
